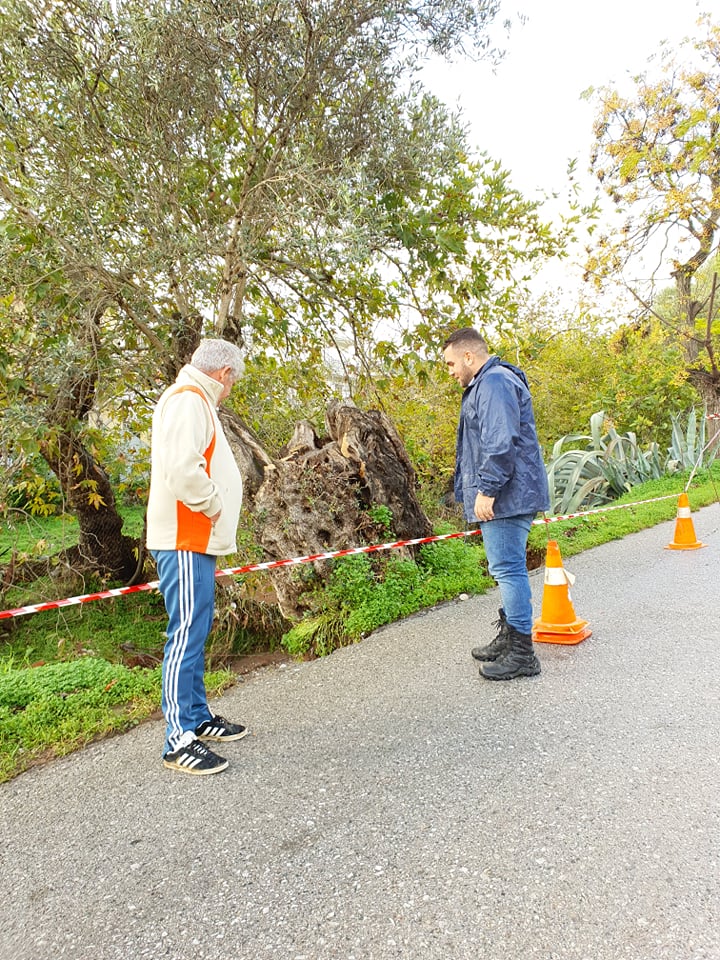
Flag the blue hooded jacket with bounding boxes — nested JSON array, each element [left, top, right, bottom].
[[454, 355, 550, 522]]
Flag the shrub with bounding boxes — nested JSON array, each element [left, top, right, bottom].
[[281, 537, 492, 658]]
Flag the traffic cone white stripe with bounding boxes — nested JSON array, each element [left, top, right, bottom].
[[544, 567, 576, 587]]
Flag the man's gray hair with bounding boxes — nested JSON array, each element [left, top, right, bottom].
[[191, 339, 245, 380]]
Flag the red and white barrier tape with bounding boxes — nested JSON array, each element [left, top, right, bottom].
[[0, 492, 683, 621]]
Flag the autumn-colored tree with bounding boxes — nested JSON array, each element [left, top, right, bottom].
[[586, 14, 720, 438], [495, 295, 695, 451]]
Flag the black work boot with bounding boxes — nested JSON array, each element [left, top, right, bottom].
[[471, 608, 511, 662], [479, 626, 541, 680]]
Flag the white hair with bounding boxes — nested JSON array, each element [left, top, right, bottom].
[[190, 339, 245, 380]]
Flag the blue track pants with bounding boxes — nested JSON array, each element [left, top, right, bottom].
[[153, 550, 217, 755]]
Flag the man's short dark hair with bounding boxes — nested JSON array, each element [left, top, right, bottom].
[[443, 328, 488, 353]]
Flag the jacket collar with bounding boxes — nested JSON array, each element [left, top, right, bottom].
[[466, 354, 499, 391], [176, 364, 224, 407]]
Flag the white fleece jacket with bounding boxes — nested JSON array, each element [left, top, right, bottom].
[[146, 365, 243, 556]]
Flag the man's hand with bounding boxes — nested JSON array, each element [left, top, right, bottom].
[[473, 492, 495, 522], [209, 510, 221, 525]]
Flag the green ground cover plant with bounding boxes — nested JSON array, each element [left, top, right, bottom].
[[282, 537, 495, 658], [0, 657, 234, 782], [0, 588, 169, 668]]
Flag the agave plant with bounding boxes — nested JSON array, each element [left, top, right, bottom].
[[666, 409, 715, 471], [546, 412, 611, 514], [601, 430, 665, 494], [546, 446, 609, 514], [546, 410, 676, 513]]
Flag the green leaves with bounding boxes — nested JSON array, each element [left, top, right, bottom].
[[667, 408, 713, 471], [587, 15, 720, 408], [0, 0, 566, 589], [281, 538, 493, 657], [545, 408, 715, 514], [0, 0, 558, 405], [0, 655, 235, 782]]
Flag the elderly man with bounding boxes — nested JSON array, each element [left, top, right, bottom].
[[147, 338, 247, 774], [443, 327, 549, 680]]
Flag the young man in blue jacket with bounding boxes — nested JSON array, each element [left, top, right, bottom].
[[443, 327, 550, 679]]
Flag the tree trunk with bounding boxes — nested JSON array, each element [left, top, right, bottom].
[[39, 430, 139, 582], [250, 401, 432, 619], [36, 344, 139, 583], [676, 268, 720, 450], [687, 368, 720, 449]]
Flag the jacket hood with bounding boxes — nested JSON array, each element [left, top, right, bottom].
[[469, 354, 529, 391]]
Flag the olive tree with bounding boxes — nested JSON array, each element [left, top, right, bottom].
[[0, 0, 560, 587]]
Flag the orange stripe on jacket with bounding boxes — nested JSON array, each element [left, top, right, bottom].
[[169, 386, 217, 553]]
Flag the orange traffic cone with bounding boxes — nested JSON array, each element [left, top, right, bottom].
[[665, 492, 706, 550], [533, 540, 592, 645]]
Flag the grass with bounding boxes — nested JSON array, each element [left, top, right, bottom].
[[527, 465, 720, 559], [1, 464, 718, 783], [0, 504, 146, 558], [0, 505, 276, 782], [281, 538, 494, 658], [0, 656, 235, 783], [1, 591, 168, 667]]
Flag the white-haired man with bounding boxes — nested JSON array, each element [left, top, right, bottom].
[[147, 338, 247, 775]]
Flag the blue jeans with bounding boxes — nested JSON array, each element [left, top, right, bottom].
[[478, 514, 534, 634], [152, 550, 217, 755]]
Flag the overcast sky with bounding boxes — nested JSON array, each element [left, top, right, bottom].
[[420, 0, 710, 306], [422, 0, 708, 196]]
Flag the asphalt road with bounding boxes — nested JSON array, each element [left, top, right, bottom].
[[2, 504, 720, 960]]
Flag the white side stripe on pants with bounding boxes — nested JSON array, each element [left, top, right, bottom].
[[165, 551, 195, 750]]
